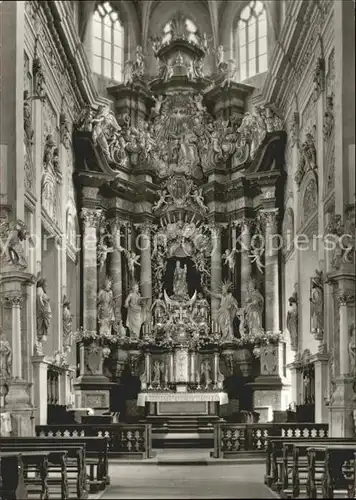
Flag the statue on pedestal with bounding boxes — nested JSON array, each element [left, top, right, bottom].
[[152, 360, 163, 387], [62, 295, 73, 349], [286, 288, 298, 351], [36, 277, 52, 343], [310, 269, 324, 336], [243, 279, 264, 335], [97, 278, 115, 336], [0, 329, 12, 381], [124, 283, 148, 339], [205, 281, 239, 341], [200, 360, 212, 389]]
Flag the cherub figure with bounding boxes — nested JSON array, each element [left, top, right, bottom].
[[223, 248, 237, 273], [97, 226, 114, 271], [152, 190, 168, 212], [249, 245, 265, 274], [126, 250, 140, 278], [191, 188, 208, 212]]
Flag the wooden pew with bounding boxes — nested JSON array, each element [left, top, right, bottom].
[[0, 440, 87, 498], [265, 436, 354, 490], [307, 445, 356, 499], [0, 435, 109, 492], [0, 452, 28, 500]]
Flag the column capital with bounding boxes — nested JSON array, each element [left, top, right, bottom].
[[209, 222, 227, 236], [108, 216, 130, 233], [80, 208, 103, 229], [1, 290, 25, 308], [134, 221, 157, 235], [337, 291, 355, 306], [232, 217, 254, 230], [258, 209, 279, 228]]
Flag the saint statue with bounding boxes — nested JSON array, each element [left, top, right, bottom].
[[151, 293, 167, 322], [36, 278, 52, 342], [200, 360, 212, 389], [205, 281, 239, 341], [173, 261, 188, 298], [62, 295, 73, 349], [97, 278, 115, 336], [310, 270, 324, 334], [124, 283, 148, 339], [286, 290, 298, 351], [0, 329, 12, 381], [244, 279, 264, 335]]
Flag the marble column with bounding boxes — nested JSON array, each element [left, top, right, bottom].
[[262, 209, 280, 333], [80, 207, 103, 333], [312, 353, 329, 423], [239, 219, 252, 305], [2, 291, 24, 379], [137, 223, 152, 326], [109, 217, 123, 323], [213, 351, 219, 388], [210, 224, 223, 325]]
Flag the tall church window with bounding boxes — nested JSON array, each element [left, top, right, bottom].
[[162, 17, 199, 45], [93, 2, 124, 81], [237, 0, 268, 81]]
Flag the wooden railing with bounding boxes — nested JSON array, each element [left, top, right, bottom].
[[213, 423, 329, 458], [36, 424, 153, 459]]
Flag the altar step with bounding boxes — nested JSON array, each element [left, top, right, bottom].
[[142, 415, 222, 448]]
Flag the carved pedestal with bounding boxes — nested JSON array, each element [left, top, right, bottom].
[[249, 341, 291, 422], [74, 340, 113, 415]]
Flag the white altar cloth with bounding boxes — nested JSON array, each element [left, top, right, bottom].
[[137, 392, 228, 407]]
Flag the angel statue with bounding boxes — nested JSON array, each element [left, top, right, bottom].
[[222, 248, 237, 273], [152, 190, 168, 212], [124, 282, 149, 339], [191, 188, 208, 213], [92, 105, 121, 159], [205, 281, 240, 342], [125, 250, 141, 280], [249, 245, 265, 274], [97, 225, 114, 271]]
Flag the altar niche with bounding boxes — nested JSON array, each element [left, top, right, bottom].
[[164, 257, 202, 298]]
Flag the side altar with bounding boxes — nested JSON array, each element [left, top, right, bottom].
[[72, 14, 290, 430]]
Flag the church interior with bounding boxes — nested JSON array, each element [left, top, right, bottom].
[[0, 0, 355, 498]]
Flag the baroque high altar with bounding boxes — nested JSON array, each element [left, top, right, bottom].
[[73, 17, 288, 422]]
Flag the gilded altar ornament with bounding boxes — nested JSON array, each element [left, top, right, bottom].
[[124, 283, 149, 339], [97, 278, 115, 336], [36, 277, 52, 344]]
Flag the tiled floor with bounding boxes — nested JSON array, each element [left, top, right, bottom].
[[97, 450, 277, 499]]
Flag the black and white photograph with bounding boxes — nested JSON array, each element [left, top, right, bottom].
[[0, 0, 355, 498]]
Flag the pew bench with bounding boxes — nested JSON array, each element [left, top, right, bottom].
[[1, 452, 28, 500], [0, 435, 109, 493], [273, 441, 356, 499], [265, 437, 355, 490], [0, 440, 87, 498], [0, 450, 69, 500]]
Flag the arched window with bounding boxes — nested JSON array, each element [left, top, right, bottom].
[[92, 2, 124, 81], [162, 17, 199, 45], [237, 0, 268, 81]]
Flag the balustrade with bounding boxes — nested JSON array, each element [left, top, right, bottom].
[[36, 423, 153, 459]]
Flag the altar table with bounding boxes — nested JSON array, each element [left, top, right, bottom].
[[137, 391, 228, 408]]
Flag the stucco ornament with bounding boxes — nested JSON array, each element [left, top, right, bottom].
[[42, 134, 61, 220], [0, 219, 29, 269]]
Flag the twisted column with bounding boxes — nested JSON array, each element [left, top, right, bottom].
[[80, 208, 103, 333]]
